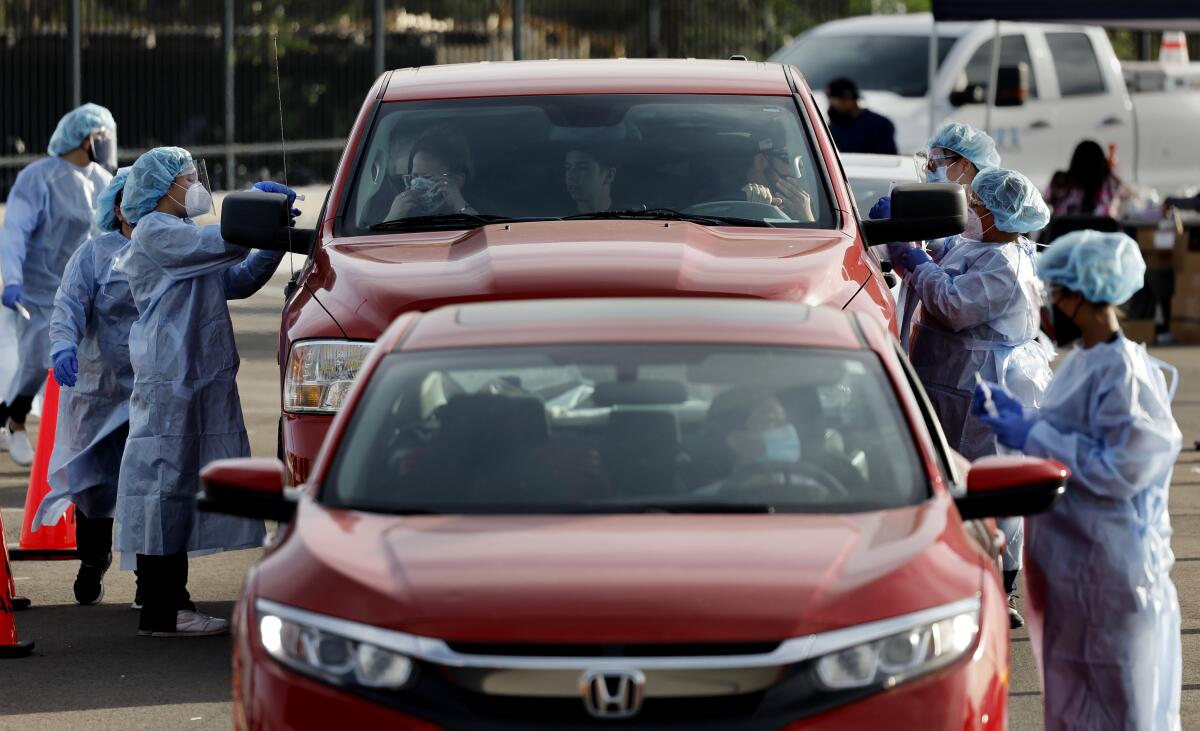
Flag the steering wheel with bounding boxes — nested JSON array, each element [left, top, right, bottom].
[[719, 462, 851, 502], [685, 200, 791, 221]]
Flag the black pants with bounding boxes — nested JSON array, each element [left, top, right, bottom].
[[0, 394, 34, 425], [136, 553, 195, 632], [75, 510, 113, 567]]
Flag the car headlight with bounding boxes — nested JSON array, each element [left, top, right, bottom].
[[284, 340, 373, 413], [814, 605, 979, 690], [257, 599, 414, 690]]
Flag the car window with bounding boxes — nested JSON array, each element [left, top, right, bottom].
[[344, 95, 834, 234], [774, 35, 958, 97], [963, 35, 1039, 99], [848, 177, 895, 214], [1046, 32, 1106, 97], [322, 344, 928, 514]]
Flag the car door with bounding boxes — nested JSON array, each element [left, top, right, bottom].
[[949, 31, 1060, 188], [1035, 29, 1135, 187]]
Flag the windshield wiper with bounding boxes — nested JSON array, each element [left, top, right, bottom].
[[563, 208, 768, 227], [369, 213, 558, 231]]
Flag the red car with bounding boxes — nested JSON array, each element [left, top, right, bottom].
[[220, 58, 966, 486], [202, 298, 1065, 730]]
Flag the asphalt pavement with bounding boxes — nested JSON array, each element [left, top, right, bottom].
[[0, 210, 1198, 725]]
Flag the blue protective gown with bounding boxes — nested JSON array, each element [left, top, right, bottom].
[[1022, 335, 1181, 731], [33, 230, 137, 527], [906, 235, 1052, 460], [114, 212, 283, 556], [905, 235, 1052, 573], [0, 157, 112, 401]]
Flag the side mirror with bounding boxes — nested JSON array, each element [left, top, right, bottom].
[[995, 64, 1029, 107], [955, 455, 1068, 520], [220, 191, 314, 255], [199, 458, 296, 522], [949, 83, 985, 107], [860, 183, 967, 246]]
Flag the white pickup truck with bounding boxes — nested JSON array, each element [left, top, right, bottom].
[[772, 13, 1200, 195]]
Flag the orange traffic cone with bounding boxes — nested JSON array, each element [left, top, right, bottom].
[[0, 511, 33, 657], [4, 536, 30, 611], [8, 371, 77, 561]]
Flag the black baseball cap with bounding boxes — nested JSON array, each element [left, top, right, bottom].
[[826, 78, 860, 100]]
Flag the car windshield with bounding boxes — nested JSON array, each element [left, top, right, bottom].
[[323, 344, 927, 514], [344, 95, 835, 234], [775, 35, 958, 97]]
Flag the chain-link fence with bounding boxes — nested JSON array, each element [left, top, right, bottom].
[[0, 0, 853, 198]]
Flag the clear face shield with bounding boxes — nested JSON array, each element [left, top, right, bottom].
[[173, 159, 215, 219], [88, 128, 118, 174], [915, 149, 968, 185]]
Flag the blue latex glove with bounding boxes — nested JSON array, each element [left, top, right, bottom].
[[53, 348, 78, 388], [970, 381, 1023, 418], [896, 246, 933, 272], [251, 181, 302, 225], [971, 382, 1034, 449], [869, 195, 891, 220], [1, 283, 21, 310], [979, 410, 1035, 450]]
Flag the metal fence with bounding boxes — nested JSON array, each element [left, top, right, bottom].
[[0, 0, 852, 198]]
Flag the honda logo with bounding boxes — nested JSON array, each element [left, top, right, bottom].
[[579, 668, 646, 719]]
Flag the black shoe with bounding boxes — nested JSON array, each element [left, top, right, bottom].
[[74, 552, 112, 606], [1008, 594, 1024, 629]]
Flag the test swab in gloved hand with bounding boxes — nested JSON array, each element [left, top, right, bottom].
[[14, 302, 31, 321], [974, 372, 998, 418]]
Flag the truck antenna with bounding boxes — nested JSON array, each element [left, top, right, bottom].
[[272, 34, 295, 281]]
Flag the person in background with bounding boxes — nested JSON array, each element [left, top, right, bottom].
[[825, 78, 897, 155], [564, 147, 617, 214], [1044, 139, 1127, 219], [973, 230, 1180, 731], [894, 167, 1053, 629], [32, 168, 138, 607], [115, 146, 294, 637], [0, 103, 116, 467]]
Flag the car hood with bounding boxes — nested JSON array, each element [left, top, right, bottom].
[[306, 220, 869, 339], [257, 493, 984, 644]]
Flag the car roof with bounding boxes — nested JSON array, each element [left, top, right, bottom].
[[392, 298, 870, 352], [383, 59, 796, 101]]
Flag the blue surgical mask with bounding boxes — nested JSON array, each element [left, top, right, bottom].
[[759, 425, 801, 463], [925, 166, 950, 184]]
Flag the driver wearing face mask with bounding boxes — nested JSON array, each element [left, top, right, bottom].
[[893, 167, 1053, 629], [693, 387, 806, 495]]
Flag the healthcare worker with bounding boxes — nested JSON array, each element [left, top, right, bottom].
[[894, 167, 1052, 628], [0, 103, 116, 466], [33, 168, 138, 607], [973, 230, 1181, 731], [870, 122, 1002, 349], [116, 147, 293, 636]]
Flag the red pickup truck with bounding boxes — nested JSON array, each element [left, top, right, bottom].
[[220, 58, 966, 484]]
